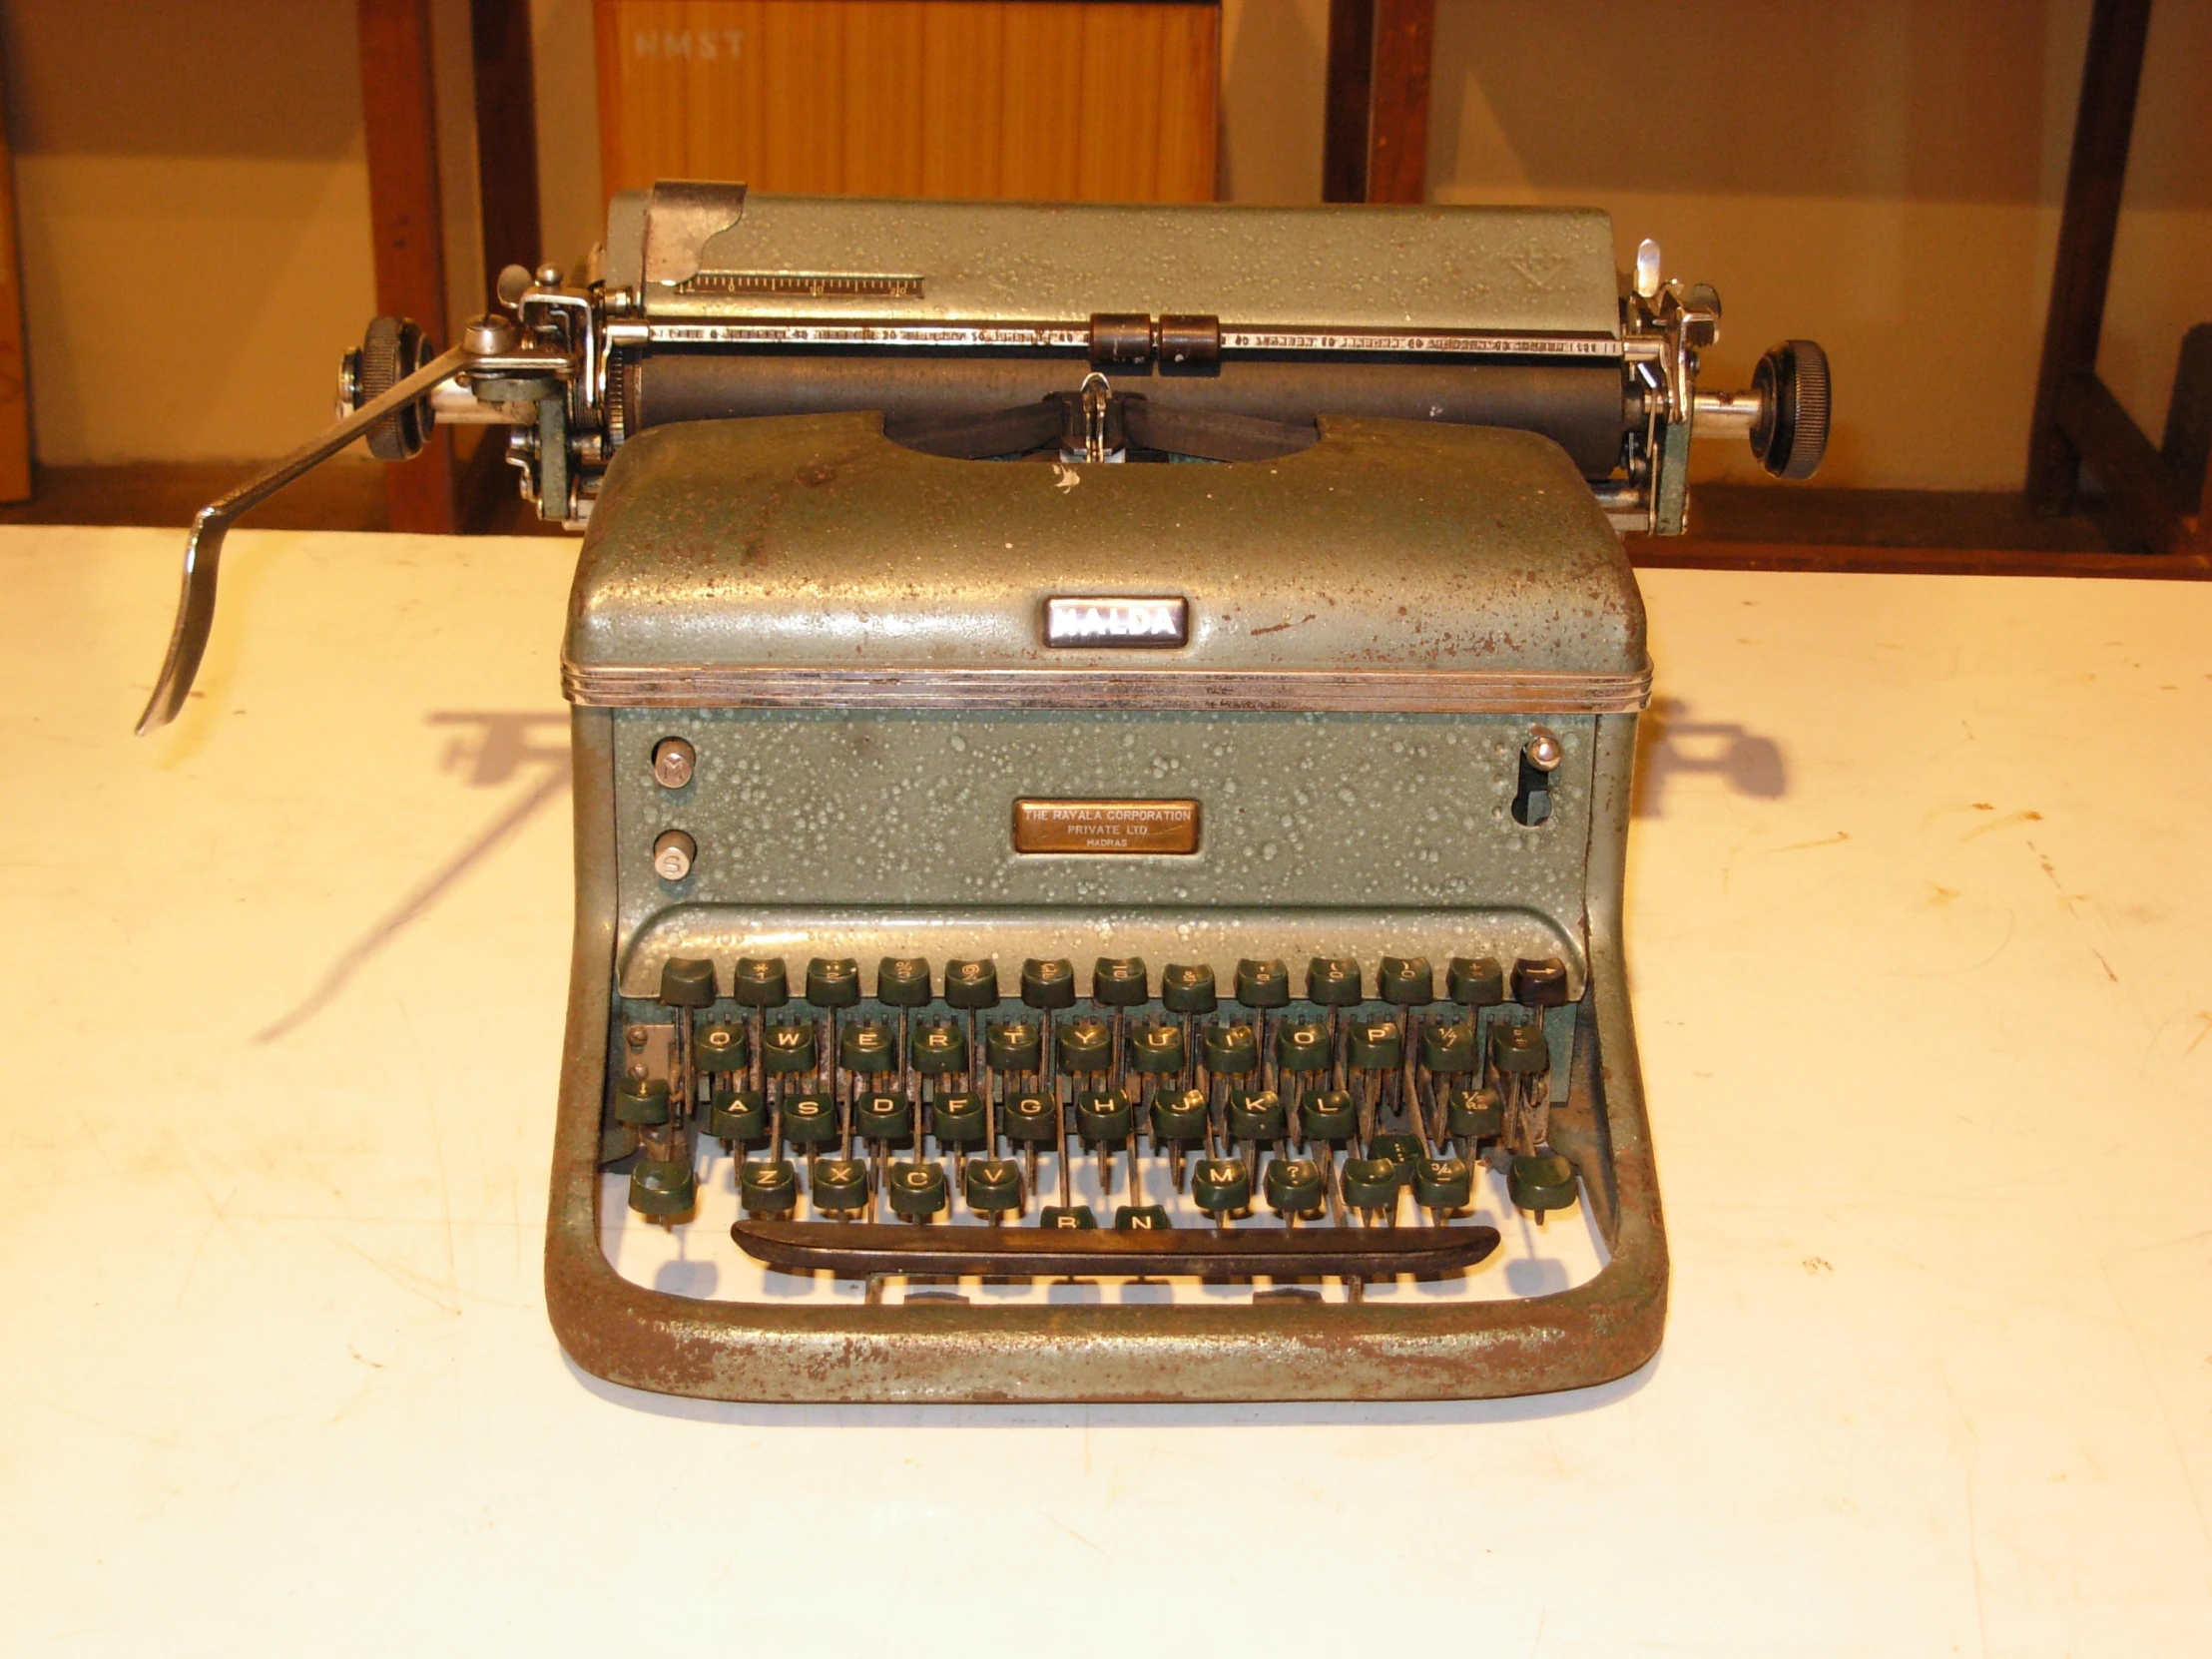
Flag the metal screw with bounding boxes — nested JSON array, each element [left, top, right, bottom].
[[652, 829, 696, 882], [535, 263, 565, 289], [1524, 728, 1564, 772], [625, 1025, 648, 1049], [651, 737, 696, 790], [626, 1062, 648, 1082]]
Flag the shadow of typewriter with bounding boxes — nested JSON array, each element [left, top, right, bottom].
[[1632, 698, 1787, 819], [254, 712, 569, 1042], [561, 1350, 1660, 1426]]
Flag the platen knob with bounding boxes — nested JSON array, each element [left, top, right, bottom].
[[343, 314, 439, 462], [1750, 339, 1831, 481]]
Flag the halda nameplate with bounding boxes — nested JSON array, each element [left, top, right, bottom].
[[1043, 596, 1188, 648], [1013, 800, 1201, 855]]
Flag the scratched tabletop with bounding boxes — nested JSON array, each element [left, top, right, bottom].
[[3, 526, 2209, 1656]]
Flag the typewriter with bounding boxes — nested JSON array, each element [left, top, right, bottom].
[[140, 184, 1828, 1402]]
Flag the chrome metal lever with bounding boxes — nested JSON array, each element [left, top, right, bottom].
[[135, 344, 470, 735]]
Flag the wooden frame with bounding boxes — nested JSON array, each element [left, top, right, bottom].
[[1322, 0, 1432, 205]]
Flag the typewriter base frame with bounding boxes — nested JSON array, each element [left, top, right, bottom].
[[545, 708, 1667, 1403]]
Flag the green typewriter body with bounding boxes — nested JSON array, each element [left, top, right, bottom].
[[140, 185, 1829, 1402]]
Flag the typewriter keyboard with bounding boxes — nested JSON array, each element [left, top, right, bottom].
[[600, 953, 1606, 1306]]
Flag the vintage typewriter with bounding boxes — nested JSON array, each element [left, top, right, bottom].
[[140, 184, 1828, 1402]]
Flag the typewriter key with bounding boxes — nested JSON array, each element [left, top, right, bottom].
[[614, 1076, 670, 1127], [1511, 957, 1570, 1009], [1379, 956, 1434, 1006], [1149, 1087, 1209, 1190], [739, 1159, 799, 1220], [964, 1157, 1023, 1221], [839, 1022, 895, 1074], [696, 1024, 748, 1072], [1491, 1022, 1552, 1159], [1349, 1017, 1403, 1072], [1234, 959, 1290, 1008], [1001, 1092, 1058, 1191], [1370, 1133, 1421, 1187], [1038, 1205, 1098, 1231], [1447, 956, 1505, 1008], [1056, 1017, 1111, 1077], [1508, 1152, 1578, 1220], [852, 1092, 912, 1148], [1300, 1088, 1359, 1145], [1340, 1157, 1399, 1223], [1264, 1157, 1326, 1220], [875, 957, 933, 1007], [1191, 1157, 1251, 1224], [629, 1155, 697, 1220], [1226, 1088, 1287, 1149], [733, 957, 790, 1007], [1092, 957, 1149, 1007], [1021, 958, 1077, 1009], [1445, 1087, 1503, 1149], [1307, 956, 1362, 1006], [810, 1156, 870, 1220], [1076, 1091, 1134, 1193], [1202, 1021, 1259, 1077], [1413, 1155, 1474, 1222], [806, 957, 860, 1007], [944, 958, 999, 1009], [909, 1021, 968, 1077], [984, 1019, 1042, 1076], [887, 1162, 947, 1221], [659, 956, 718, 1009], [778, 1094, 839, 1149], [706, 1087, 768, 1148], [1275, 1020, 1332, 1073], [1114, 1205, 1170, 1232], [762, 1021, 818, 1075], [1161, 963, 1218, 1014], [1128, 1021, 1187, 1077], [1150, 1086, 1210, 1143], [930, 1093, 986, 1153], [1421, 1021, 1478, 1075]]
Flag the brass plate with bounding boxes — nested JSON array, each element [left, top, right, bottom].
[[1013, 799, 1200, 855]]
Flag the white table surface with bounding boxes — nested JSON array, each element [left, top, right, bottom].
[[3, 525, 2209, 1656]]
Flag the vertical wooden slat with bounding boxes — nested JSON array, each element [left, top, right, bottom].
[[919, 2, 1004, 196], [358, 0, 456, 533], [471, 0, 543, 277], [464, 0, 542, 528], [1323, 0, 1373, 204], [1000, 4, 1086, 199], [2025, 0, 2153, 516], [593, 0, 632, 192], [1366, 0, 1431, 204], [1152, 3, 1219, 202], [843, 2, 926, 196], [0, 54, 33, 503], [761, 2, 846, 193], [1077, 5, 1164, 201]]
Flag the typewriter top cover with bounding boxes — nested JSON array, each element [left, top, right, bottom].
[[139, 183, 1829, 1405]]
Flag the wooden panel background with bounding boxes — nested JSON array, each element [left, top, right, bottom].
[[596, 0, 1219, 203]]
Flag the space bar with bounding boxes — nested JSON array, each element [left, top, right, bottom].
[[730, 1220, 1500, 1279]]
